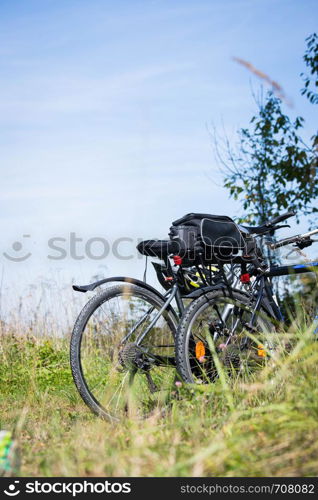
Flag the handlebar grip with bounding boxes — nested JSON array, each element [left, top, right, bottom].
[[267, 211, 296, 226]]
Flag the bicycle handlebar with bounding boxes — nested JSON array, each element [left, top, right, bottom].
[[266, 210, 296, 227], [249, 211, 296, 237], [267, 228, 318, 250], [267, 235, 300, 249]]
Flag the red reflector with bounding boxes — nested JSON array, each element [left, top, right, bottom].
[[173, 255, 183, 265], [240, 273, 251, 283], [164, 276, 173, 281]]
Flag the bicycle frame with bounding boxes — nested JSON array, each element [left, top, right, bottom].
[[121, 258, 238, 357], [133, 259, 242, 343], [135, 283, 181, 346], [248, 261, 318, 326]]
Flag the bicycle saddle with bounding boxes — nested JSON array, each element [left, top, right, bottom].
[[137, 239, 178, 259], [239, 224, 269, 235]]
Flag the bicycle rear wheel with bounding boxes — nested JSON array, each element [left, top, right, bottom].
[[70, 283, 177, 421], [176, 289, 275, 384]]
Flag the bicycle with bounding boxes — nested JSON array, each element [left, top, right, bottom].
[[70, 223, 237, 420], [175, 212, 318, 384]]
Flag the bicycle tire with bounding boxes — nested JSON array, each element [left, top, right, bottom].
[[176, 288, 274, 384], [70, 283, 178, 421]]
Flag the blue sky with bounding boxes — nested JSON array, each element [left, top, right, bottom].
[[0, 0, 317, 316]]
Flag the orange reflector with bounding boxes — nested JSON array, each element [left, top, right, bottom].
[[195, 341, 206, 361], [257, 344, 266, 357]]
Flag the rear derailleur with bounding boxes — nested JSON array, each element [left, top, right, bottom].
[[118, 343, 158, 393]]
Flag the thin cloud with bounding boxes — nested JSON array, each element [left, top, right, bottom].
[[0, 62, 194, 116]]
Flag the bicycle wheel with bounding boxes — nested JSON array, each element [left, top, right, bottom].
[[70, 283, 178, 421], [176, 289, 275, 384]]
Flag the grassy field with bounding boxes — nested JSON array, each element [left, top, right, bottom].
[[1, 323, 318, 477]]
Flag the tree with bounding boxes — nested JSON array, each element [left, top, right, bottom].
[[301, 33, 318, 105], [301, 33, 318, 154], [219, 34, 318, 226]]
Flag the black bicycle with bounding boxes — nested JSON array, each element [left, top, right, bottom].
[[70, 217, 237, 420], [175, 212, 318, 384]]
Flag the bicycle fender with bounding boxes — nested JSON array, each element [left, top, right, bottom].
[[73, 276, 163, 298], [187, 284, 276, 320], [73, 276, 179, 324]]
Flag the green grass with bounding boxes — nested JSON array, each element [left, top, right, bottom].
[[1, 325, 318, 477]]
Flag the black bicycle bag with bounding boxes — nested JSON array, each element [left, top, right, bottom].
[[169, 213, 247, 263]]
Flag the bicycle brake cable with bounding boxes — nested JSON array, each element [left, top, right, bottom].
[[143, 256, 148, 283]]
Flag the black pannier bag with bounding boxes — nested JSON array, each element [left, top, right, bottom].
[[169, 213, 247, 263]]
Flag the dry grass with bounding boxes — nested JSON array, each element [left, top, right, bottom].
[[1, 321, 318, 477]]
